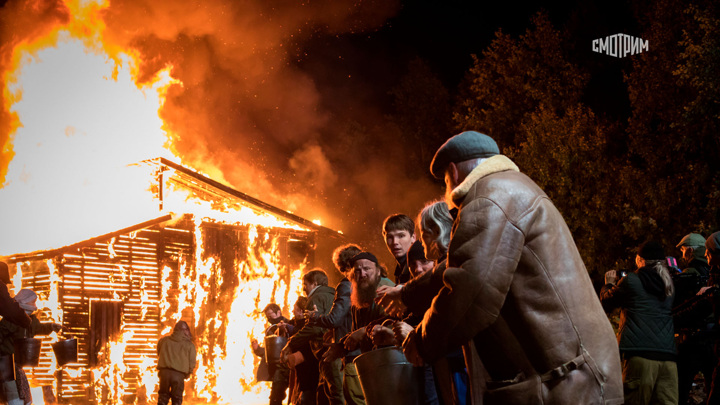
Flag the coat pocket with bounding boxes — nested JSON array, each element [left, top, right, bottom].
[[485, 373, 543, 405]]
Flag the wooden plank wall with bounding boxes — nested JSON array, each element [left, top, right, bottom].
[[18, 220, 315, 404], [21, 223, 194, 404]]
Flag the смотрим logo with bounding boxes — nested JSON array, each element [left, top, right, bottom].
[[592, 34, 648, 57]]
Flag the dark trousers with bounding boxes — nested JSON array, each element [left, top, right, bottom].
[[318, 357, 345, 405], [158, 368, 186, 405], [270, 362, 291, 405], [677, 337, 715, 404], [417, 365, 440, 405]]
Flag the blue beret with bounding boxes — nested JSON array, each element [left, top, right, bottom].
[[430, 131, 499, 179]]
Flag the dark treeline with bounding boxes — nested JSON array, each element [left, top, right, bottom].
[[387, 1, 720, 279]]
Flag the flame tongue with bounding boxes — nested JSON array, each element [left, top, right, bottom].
[[0, 0, 178, 256], [3, 0, 312, 403]]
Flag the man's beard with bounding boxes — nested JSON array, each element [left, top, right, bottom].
[[351, 274, 381, 308]]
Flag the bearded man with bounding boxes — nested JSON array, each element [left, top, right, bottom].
[[321, 252, 395, 362], [403, 131, 623, 404], [346, 252, 395, 353]]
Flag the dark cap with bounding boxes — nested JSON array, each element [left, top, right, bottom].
[[407, 240, 427, 263], [676, 233, 706, 248], [637, 241, 665, 261], [350, 252, 379, 266], [706, 232, 720, 252], [430, 131, 499, 179]]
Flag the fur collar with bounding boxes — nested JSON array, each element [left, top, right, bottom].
[[449, 155, 519, 207]]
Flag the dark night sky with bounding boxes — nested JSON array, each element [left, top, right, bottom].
[[286, 0, 644, 267], [297, 0, 639, 121]]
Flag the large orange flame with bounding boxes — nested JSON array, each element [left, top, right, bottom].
[[0, 0, 178, 256], [3, 0, 311, 403]]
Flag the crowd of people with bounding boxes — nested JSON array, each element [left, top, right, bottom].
[[2, 131, 720, 405], [252, 131, 720, 405]]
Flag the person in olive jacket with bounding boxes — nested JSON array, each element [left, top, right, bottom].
[[304, 244, 362, 405], [157, 320, 196, 405], [601, 241, 678, 405], [282, 269, 338, 404]]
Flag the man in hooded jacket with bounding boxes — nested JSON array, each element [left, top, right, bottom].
[[157, 320, 196, 405], [403, 131, 623, 404]]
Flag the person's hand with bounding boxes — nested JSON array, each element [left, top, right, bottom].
[[276, 322, 288, 337], [369, 325, 396, 347], [375, 285, 407, 318], [280, 344, 292, 363], [698, 286, 713, 296], [345, 327, 366, 351], [322, 343, 344, 363], [251, 339, 260, 351], [393, 321, 413, 344], [402, 329, 424, 366], [304, 304, 319, 321], [51, 323, 65, 333], [604, 270, 618, 285]]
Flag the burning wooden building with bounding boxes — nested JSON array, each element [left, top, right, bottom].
[[2, 157, 341, 404]]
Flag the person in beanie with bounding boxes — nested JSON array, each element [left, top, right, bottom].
[[157, 320, 196, 405], [324, 252, 395, 361], [0, 289, 63, 405], [601, 241, 678, 404], [403, 131, 623, 404]]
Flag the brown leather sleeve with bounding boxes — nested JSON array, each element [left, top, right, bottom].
[[417, 198, 524, 363]]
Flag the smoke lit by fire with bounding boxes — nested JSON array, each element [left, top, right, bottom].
[[0, 0, 443, 402]]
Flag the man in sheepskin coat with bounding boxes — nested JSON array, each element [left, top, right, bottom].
[[402, 131, 623, 404]]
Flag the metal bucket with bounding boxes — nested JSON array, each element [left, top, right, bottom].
[[264, 336, 287, 364], [354, 346, 421, 405], [51, 338, 78, 366], [13, 338, 41, 367]]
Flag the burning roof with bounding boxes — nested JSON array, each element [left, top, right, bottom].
[[3, 157, 339, 404]]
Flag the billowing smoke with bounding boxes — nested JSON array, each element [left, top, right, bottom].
[[0, 0, 442, 267]]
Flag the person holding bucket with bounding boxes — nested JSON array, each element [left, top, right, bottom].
[[0, 289, 63, 405]]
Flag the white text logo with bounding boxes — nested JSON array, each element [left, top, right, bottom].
[[592, 34, 648, 58]]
